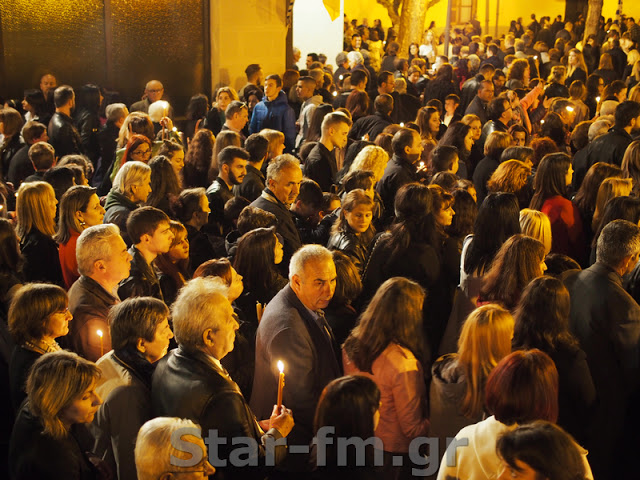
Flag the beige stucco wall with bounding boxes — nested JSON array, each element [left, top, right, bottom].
[[210, 0, 288, 93]]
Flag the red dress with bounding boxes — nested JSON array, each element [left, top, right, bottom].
[[59, 228, 81, 289], [541, 195, 587, 262]]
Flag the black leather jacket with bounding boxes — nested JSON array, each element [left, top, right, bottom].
[[117, 246, 164, 302], [327, 230, 369, 274], [152, 347, 286, 480], [48, 111, 83, 157]]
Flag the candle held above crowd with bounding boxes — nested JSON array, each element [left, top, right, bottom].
[[2, 9, 640, 480]]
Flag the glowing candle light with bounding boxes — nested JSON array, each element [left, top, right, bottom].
[[276, 360, 285, 409], [400, 122, 405, 127], [97, 329, 104, 357], [596, 96, 601, 103], [332, 91, 338, 97], [566, 106, 574, 112]]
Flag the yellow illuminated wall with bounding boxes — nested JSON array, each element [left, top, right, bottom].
[[344, 0, 635, 40]]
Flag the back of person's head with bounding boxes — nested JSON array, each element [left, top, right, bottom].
[[126, 206, 170, 245], [485, 349, 559, 425], [21, 121, 47, 144], [313, 375, 380, 468], [374, 94, 394, 116], [297, 178, 324, 210], [519, 209, 552, 255], [530, 153, 571, 210], [26, 350, 100, 439], [500, 146, 534, 164], [53, 85, 74, 108], [457, 304, 514, 418], [172, 187, 206, 224], [16, 180, 57, 238], [193, 257, 233, 285], [342, 170, 375, 194], [614, 100, 640, 129], [430, 145, 459, 174], [136, 417, 211, 480], [0, 109, 22, 140], [244, 133, 269, 163], [496, 421, 587, 480], [28, 142, 55, 170], [329, 251, 363, 308], [43, 166, 76, 200], [236, 206, 278, 235], [465, 192, 520, 274], [109, 296, 170, 351], [588, 119, 612, 142], [596, 219, 640, 269], [513, 276, 573, 351], [225, 100, 247, 120], [105, 103, 128, 123], [484, 131, 512, 158], [245, 63, 262, 81], [343, 277, 425, 372]]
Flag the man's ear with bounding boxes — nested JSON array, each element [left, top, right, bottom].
[[290, 273, 302, 293], [136, 338, 146, 353]]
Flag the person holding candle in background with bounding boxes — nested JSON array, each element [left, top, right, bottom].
[[68, 224, 132, 362], [152, 276, 294, 479], [252, 245, 342, 473], [93, 297, 174, 480]]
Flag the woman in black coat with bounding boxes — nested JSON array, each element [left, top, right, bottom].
[[16, 181, 64, 286], [513, 276, 596, 446], [9, 351, 103, 480]]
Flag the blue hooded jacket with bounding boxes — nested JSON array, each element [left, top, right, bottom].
[[249, 90, 296, 153]]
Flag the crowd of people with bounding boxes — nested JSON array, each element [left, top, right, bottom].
[[1, 8, 640, 480]]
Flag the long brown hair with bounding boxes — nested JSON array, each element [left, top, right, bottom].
[[479, 234, 546, 310], [529, 153, 571, 211], [343, 277, 425, 372], [155, 221, 190, 290]]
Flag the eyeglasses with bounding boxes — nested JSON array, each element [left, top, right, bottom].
[[132, 149, 152, 157], [147, 89, 164, 93]]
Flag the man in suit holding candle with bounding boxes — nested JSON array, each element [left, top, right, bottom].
[[251, 244, 342, 474]]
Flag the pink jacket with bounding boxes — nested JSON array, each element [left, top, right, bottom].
[[343, 343, 430, 452]]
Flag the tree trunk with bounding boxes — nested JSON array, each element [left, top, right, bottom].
[[397, 0, 428, 58], [582, 0, 603, 44], [376, 0, 401, 28]]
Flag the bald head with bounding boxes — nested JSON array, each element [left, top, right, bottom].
[[145, 80, 164, 103]]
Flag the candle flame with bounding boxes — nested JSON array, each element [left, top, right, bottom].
[[400, 122, 405, 127], [277, 360, 284, 373], [97, 329, 103, 338], [596, 96, 601, 102]]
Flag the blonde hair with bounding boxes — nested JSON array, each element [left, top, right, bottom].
[[349, 145, 390, 182], [592, 177, 633, 232], [520, 209, 553, 255], [26, 351, 100, 439], [16, 181, 57, 238], [260, 129, 285, 159], [487, 159, 531, 195], [112, 160, 151, 199], [457, 304, 514, 418]]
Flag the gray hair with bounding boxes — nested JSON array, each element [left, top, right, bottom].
[[596, 219, 640, 268], [336, 51, 348, 65], [113, 160, 151, 198], [467, 54, 481, 71], [347, 51, 364, 66], [76, 224, 122, 276], [289, 244, 334, 282], [600, 100, 619, 117], [105, 103, 127, 123], [171, 277, 230, 351], [266, 154, 301, 182], [588, 119, 612, 142], [135, 417, 202, 480]]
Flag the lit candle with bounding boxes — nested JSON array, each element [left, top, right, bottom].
[[276, 360, 285, 409], [400, 122, 405, 127], [596, 96, 601, 103], [97, 329, 104, 357]]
